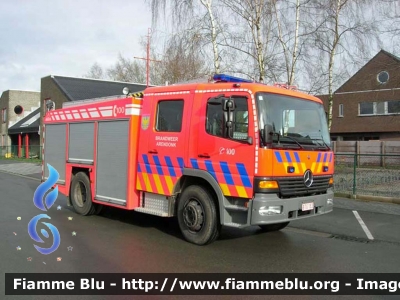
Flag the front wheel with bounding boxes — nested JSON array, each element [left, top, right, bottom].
[[177, 185, 220, 245], [259, 222, 290, 232], [70, 172, 95, 216]]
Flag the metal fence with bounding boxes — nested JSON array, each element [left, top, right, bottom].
[[0, 145, 42, 160], [334, 153, 400, 198]]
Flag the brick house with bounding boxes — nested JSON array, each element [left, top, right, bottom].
[[319, 50, 400, 141]]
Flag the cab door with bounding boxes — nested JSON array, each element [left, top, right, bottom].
[[138, 93, 190, 196], [195, 92, 255, 199]]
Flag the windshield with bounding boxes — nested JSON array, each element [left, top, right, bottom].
[[257, 92, 331, 149]]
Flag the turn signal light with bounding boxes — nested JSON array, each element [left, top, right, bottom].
[[329, 177, 334, 186], [259, 180, 279, 189]]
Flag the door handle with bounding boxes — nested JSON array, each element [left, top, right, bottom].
[[198, 153, 210, 159], [148, 149, 158, 154]]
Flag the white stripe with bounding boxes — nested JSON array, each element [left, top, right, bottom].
[[126, 104, 142, 108], [100, 110, 113, 117], [99, 106, 113, 110], [88, 108, 97, 111], [125, 108, 141, 115], [352, 211, 374, 240], [89, 111, 100, 117]]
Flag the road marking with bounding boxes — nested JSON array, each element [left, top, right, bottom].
[[352, 210, 374, 240]]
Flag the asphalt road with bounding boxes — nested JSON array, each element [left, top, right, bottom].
[[1, 171, 400, 300]]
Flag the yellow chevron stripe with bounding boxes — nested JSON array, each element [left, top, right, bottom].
[[142, 172, 152, 192], [236, 186, 248, 198], [292, 162, 300, 174], [152, 174, 164, 194], [311, 162, 316, 173], [136, 176, 142, 190], [283, 162, 289, 171], [301, 163, 306, 173], [164, 175, 174, 194], [220, 183, 230, 196]]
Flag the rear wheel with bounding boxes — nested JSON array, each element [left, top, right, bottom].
[[70, 172, 95, 216], [259, 222, 290, 232], [177, 185, 220, 245]]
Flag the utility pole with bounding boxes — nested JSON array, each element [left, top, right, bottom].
[[134, 28, 161, 87]]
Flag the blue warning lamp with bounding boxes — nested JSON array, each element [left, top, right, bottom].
[[213, 74, 253, 83]]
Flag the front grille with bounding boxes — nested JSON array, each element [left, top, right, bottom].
[[277, 175, 330, 197]]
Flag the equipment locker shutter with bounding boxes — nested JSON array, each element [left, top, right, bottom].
[[44, 124, 66, 183], [95, 120, 129, 204], [68, 122, 94, 163]]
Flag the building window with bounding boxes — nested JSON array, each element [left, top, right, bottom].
[[387, 100, 400, 114], [376, 102, 385, 114], [359, 102, 374, 115], [377, 71, 389, 84], [338, 104, 344, 117], [156, 100, 184, 132], [359, 101, 400, 116]]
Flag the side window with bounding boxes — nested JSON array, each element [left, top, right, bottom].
[[206, 96, 249, 140], [156, 100, 184, 132], [233, 98, 249, 140], [206, 102, 224, 137]]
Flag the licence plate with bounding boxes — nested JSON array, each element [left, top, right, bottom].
[[302, 202, 314, 211]]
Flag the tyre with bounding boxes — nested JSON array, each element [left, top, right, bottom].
[[177, 185, 220, 245], [70, 172, 95, 216], [259, 222, 290, 232]]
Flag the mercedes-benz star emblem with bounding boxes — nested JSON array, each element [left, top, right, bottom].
[[303, 170, 313, 187]]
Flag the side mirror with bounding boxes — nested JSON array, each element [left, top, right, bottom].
[[264, 124, 273, 144], [223, 98, 235, 111]]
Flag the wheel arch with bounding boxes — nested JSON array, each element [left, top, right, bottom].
[[173, 168, 225, 225], [67, 167, 91, 206]]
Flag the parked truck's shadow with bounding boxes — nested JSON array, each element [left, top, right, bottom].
[[86, 205, 275, 242]]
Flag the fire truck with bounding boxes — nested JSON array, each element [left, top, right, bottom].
[[42, 74, 334, 245]]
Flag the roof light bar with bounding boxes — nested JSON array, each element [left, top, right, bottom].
[[213, 74, 253, 83]]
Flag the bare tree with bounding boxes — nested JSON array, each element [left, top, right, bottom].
[[148, 0, 221, 73], [221, 0, 280, 82], [84, 62, 105, 79], [309, 0, 381, 130], [107, 54, 146, 83], [272, 0, 304, 86], [152, 31, 210, 85]]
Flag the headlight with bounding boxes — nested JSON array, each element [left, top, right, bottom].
[[259, 206, 282, 215]]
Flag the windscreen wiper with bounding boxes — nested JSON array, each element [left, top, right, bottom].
[[313, 137, 331, 150], [272, 132, 304, 149]]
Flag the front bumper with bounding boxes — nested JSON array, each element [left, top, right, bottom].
[[250, 189, 334, 225]]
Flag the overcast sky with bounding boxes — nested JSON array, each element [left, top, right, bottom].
[[0, 0, 153, 93]]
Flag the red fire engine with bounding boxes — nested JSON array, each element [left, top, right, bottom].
[[43, 74, 334, 245]]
